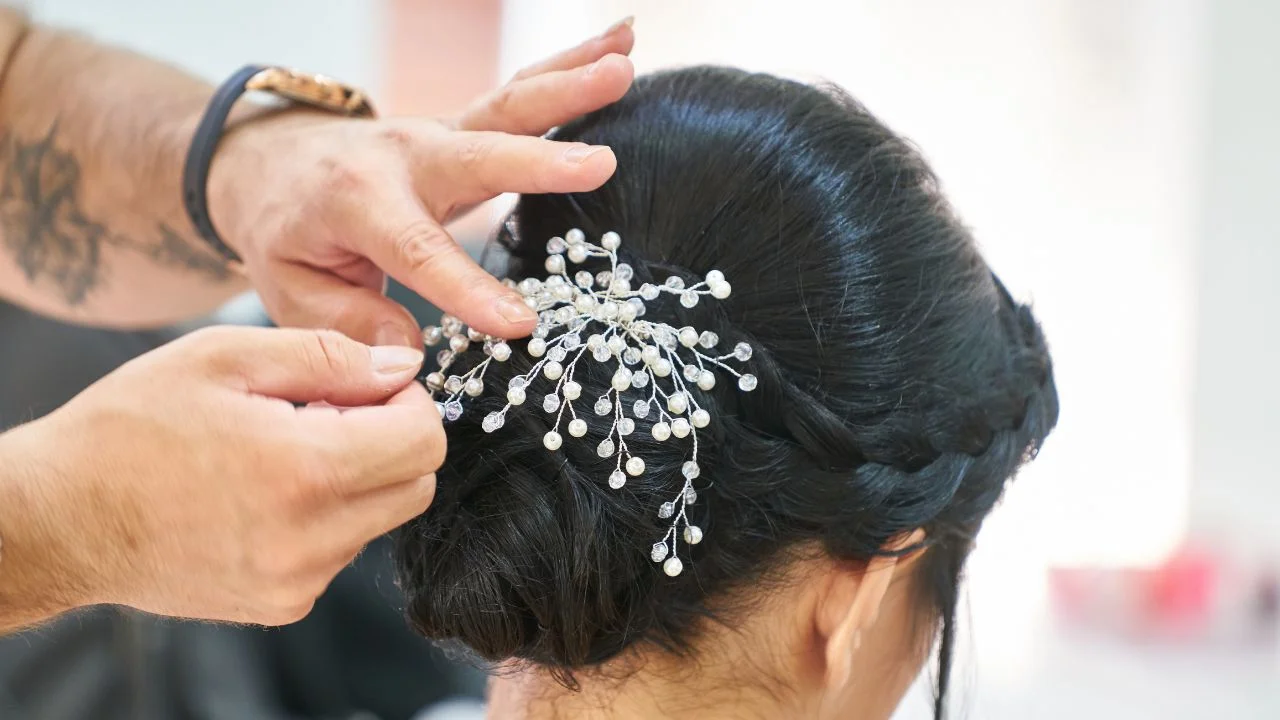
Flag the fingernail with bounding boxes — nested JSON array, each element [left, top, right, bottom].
[[563, 144, 608, 164], [601, 15, 634, 37], [374, 322, 416, 348], [494, 294, 538, 326], [370, 346, 424, 376]]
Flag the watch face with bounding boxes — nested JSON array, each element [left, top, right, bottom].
[[246, 67, 376, 117]]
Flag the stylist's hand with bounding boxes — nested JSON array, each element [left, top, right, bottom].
[[207, 19, 637, 347], [1, 326, 438, 625]]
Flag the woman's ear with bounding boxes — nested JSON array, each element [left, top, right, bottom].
[[818, 529, 927, 692]]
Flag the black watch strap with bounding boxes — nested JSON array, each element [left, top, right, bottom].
[[183, 65, 377, 266], [182, 64, 269, 266]]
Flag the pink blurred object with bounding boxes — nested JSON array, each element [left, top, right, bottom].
[[1049, 543, 1279, 646]]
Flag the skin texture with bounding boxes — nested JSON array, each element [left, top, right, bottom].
[[0, 10, 638, 633], [486, 543, 933, 720]]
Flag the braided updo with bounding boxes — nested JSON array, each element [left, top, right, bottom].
[[395, 66, 1058, 717]]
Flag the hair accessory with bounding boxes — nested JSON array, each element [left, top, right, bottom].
[[421, 229, 755, 577]]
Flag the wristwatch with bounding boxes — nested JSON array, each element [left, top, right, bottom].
[[182, 66, 377, 267]]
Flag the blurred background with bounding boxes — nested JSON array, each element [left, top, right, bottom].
[[1, 0, 1277, 718]]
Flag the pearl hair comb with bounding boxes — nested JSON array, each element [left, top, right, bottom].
[[421, 229, 755, 577]]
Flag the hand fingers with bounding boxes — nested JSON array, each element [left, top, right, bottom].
[[509, 16, 634, 83], [422, 131, 617, 208], [350, 183, 537, 338], [305, 381, 447, 494], [191, 325, 423, 405], [329, 473, 437, 552], [458, 53, 634, 136], [262, 262, 421, 347]]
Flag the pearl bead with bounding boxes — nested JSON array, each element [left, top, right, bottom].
[[652, 359, 672, 377], [606, 335, 627, 354], [464, 378, 484, 396], [563, 381, 582, 400], [597, 439, 616, 458], [611, 369, 632, 391], [490, 342, 512, 361], [671, 418, 691, 438], [587, 333, 605, 349], [626, 456, 645, 476], [449, 335, 470, 353], [663, 557, 683, 577], [528, 337, 547, 357], [667, 393, 688, 415], [565, 228, 585, 245], [575, 271, 594, 288], [545, 255, 566, 274], [710, 281, 732, 299], [543, 431, 563, 451], [543, 361, 564, 380], [641, 345, 661, 363], [422, 326, 443, 346], [575, 295, 596, 314], [425, 372, 445, 392], [567, 245, 588, 264], [697, 371, 716, 391], [506, 387, 526, 405], [601, 231, 621, 250], [652, 422, 671, 441], [619, 302, 638, 322], [568, 418, 588, 437], [683, 526, 703, 545], [705, 269, 725, 285], [609, 470, 627, 489], [678, 327, 698, 347], [691, 409, 711, 428], [546, 236, 567, 254]]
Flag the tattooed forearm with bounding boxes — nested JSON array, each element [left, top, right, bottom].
[[0, 123, 230, 307]]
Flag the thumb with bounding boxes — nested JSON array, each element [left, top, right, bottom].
[[195, 326, 424, 406], [263, 261, 423, 348]]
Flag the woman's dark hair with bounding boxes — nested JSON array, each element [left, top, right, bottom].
[[396, 66, 1058, 717]]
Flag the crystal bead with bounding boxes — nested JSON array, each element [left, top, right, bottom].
[[565, 228, 585, 245], [482, 412, 504, 433], [555, 306, 575, 323], [449, 335, 470, 353], [623, 347, 642, 365], [548, 347, 568, 363], [618, 418, 636, 436], [633, 399, 650, 418], [464, 378, 484, 397], [543, 394, 561, 413], [651, 541, 669, 562], [733, 342, 753, 361], [547, 236, 567, 254], [698, 331, 719, 349], [444, 401, 463, 422], [543, 361, 564, 380], [597, 439, 616, 458], [683, 364, 700, 382], [444, 376, 464, 394], [532, 325, 550, 339], [626, 456, 645, 476], [425, 372, 445, 392], [490, 341, 512, 361], [587, 334, 605, 350], [575, 294, 596, 314], [738, 374, 758, 391], [606, 335, 626, 354], [684, 486, 698, 504], [528, 337, 547, 357], [618, 299, 638, 321], [639, 283, 660, 300], [609, 470, 627, 489], [592, 345, 611, 362], [627, 297, 647, 317], [631, 370, 650, 389], [697, 371, 716, 391], [422, 326, 443, 346], [664, 276, 685, 291], [508, 376, 527, 390], [658, 502, 675, 519], [506, 387, 526, 405], [671, 418, 691, 438], [667, 393, 689, 415], [691, 409, 711, 428], [683, 525, 703, 545], [575, 271, 594, 288], [441, 315, 463, 335], [601, 231, 621, 250], [568, 418, 588, 437], [641, 345, 661, 363], [652, 422, 671, 441], [595, 271, 613, 288], [680, 291, 699, 308], [594, 397, 613, 415], [543, 431, 563, 451], [711, 281, 732, 299], [554, 284, 574, 301], [567, 245, 588, 264], [545, 255, 566, 274], [468, 327, 487, 342], [563, 381, 582, 400], [563, 333, 582, 350], [678, 327, 699, 347], [518, 278, 541, 295], [682, 461, 700, 479], [652, 359, 672, 377], [434, 401, 446, 417], [436, 350, 455, 368]]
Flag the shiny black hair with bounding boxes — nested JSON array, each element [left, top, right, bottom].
[[397, 66, 1058, 718]]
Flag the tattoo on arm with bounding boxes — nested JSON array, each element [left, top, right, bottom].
[[0, 122, 231, 306]]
